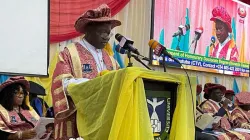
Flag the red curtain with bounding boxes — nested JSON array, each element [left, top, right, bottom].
[[50, 0, 130, 43]]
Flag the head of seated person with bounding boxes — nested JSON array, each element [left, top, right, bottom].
[[203, 83, 226, 103]]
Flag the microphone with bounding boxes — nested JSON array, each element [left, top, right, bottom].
[[115, 44, 128, 54], [191, 27, 203, 44], [115, 33, 140, 55], [172, 24, 190, 37], [148, 39, 180, 64], [115, 45, 150, 61], [210, 36, 216, 47]]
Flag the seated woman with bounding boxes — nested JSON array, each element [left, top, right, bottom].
[[231, 92, 250, 129], [199, 83, 250, 139], [0, 76, 40, 139]]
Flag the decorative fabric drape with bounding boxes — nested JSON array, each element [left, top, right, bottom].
[[0, 75, 9, 84], [67, 67, 196, 140], [50, 0, 130, 43]]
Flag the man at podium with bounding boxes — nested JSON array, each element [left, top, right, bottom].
[[51, 4, 121, 140], [209, 6, 239, 62]]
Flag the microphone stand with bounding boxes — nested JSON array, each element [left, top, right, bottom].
[[162, 54, 167, 72], [131, 54, 152, 70], [162, 57, 196, 138], [176, 35, 182, 50], [193, 39, 198, 54], [127, 51, 133, 67]]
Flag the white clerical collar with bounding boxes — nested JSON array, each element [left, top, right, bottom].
[[209, 99, 221, 109], [80, 38, 106, 72], [219, 36, 230, 47], [81, 38, 102, 53]]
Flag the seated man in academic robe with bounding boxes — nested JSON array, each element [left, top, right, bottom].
[[231, 92, 250, 129], [195, 84, 218, 140]]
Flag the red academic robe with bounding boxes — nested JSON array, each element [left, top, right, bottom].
[[51, 42, 118, 140], [0, 105, 39, 134], [210, 40, 239, 62], [231, 107, 250, 129]]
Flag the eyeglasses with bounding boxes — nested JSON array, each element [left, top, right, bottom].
[[96, 31, 113, 38], [213, 91, 223, 96], [14, 91, 25, 96], [214, 26, 225, 33]]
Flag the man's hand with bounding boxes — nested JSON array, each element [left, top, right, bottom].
[[222, 98, 231, 109]]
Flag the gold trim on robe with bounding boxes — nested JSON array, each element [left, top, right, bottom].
[[231, 107, 250, 129], [67, 43, 83, 78]]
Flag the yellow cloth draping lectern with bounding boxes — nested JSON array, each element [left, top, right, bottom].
[[67, 67, 196, 140]]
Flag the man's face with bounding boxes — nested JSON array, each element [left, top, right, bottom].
[[86, 23, 112, 49], [215, 20, 229, 44], [210, 88, 223, 102], [225, 94, 234, 101]]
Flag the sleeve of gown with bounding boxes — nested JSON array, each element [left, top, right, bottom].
[[0, 114, 17, 135], [63, 78, 90, 92], [231, 111, 250, 129], [200, 102, 214, 116], [51, 48, 75, 119], [214, 107, 227, 117], [230, 46, 239, 62]]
